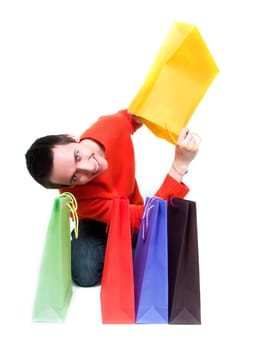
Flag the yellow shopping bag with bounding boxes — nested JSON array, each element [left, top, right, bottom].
[[128, 21, 219, 144]]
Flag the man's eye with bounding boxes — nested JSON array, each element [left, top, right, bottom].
[[75, 150, 80, 161], [72, 173, 78, 183]]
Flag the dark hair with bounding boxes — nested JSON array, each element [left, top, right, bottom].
[[25, 134, 76, 189]]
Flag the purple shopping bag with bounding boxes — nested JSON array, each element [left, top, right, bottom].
[[133, 196, 168, 323]]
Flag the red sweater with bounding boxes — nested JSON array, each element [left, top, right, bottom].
[[60, 109, 189, 231]]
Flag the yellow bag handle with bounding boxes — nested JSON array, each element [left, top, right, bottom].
[[61, 192, 79, 239]]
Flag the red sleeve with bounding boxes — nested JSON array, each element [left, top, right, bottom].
[[75, 197, 112, 224], [154, 174, 189, 199], [129, 203, 145, 232], [129, 175, 189, 231], [64, 177, 189, 233], [75, 196, 144, 234], [125, 110, 143, 134]]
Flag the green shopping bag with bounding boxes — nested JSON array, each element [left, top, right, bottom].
[[32, 192, 78, 323]]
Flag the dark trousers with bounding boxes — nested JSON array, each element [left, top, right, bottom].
[[71, 219, 138, 287]]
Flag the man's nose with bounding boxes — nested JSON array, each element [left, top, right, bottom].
[[77, 158, 96, 173]]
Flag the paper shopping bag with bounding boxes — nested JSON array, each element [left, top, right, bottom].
[[32, 192, 78, 323], [133, 197, 168, 323], [167, 197, 201, 324], [128, 21, 219, 144], [100, 197, 135, 324]]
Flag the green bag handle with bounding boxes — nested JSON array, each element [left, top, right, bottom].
[[61, 192, 79, 239]]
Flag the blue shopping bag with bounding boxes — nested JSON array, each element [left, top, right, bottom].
[[133, 197, 168, 323]]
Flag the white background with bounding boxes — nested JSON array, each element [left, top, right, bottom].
[[1, 0, 263, 348]]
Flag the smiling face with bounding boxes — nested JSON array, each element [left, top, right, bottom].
[[50, 139, 108, 186]]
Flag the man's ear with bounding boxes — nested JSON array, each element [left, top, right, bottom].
[[67, 134, 80, 142]]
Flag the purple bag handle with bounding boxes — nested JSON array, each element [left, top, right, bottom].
[[141, 198, 156, 241]]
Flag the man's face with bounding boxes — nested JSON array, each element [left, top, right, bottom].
[[50, 141, 108, 186]]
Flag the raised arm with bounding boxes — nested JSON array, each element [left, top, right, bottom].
[[129, 127, 199, 230]]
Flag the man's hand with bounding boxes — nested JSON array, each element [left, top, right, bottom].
[[169, 128, 199, 182]]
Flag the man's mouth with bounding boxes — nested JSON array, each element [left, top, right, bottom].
[[93, 156, 99, 174]]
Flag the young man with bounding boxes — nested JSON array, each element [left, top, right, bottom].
[[25, 109, 199, 287]]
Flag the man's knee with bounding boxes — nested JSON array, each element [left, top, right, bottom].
[[72, 268, 101, 287], [71, 256, 103, 287], [70, 219, 107, 287]]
